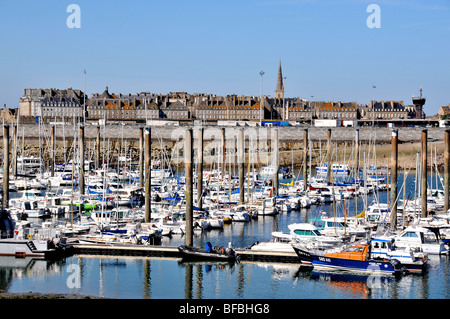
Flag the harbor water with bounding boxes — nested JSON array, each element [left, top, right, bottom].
[[2, 174, 450, 299]]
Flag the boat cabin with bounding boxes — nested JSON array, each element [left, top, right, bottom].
[[324, 244, 369, 261]]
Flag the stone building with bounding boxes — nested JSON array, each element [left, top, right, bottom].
[[360, 101, 411, 120], [19, 88, 86, 121], [314, 102, 359, 120]]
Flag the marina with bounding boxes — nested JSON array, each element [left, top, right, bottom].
[[1, 122, 450, 300]]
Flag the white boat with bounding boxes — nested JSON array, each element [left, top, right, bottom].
[[315, 163, 351, 175], [9, 199, 51, 219], [256, 197, 279, 216], [390, 226, 449, 255], [288, 223, 343, 248], [228, 205, 251, 222], [370, 237, 428, 273], [249, 231, 295, 253], [0, 210, 67, 259]]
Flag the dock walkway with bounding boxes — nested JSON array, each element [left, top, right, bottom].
[[72, 243, 299, 263]]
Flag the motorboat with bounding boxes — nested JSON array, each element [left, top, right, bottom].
[[249, 231, 295, 253], [315, 163, 351, 176], [390, 226, 449, 255], [0, 210, 71, 259], [293, 241, 403, 275], [288, 223, 343, 249], [370, 237, 428, 274], [178, 242, 238, 262]]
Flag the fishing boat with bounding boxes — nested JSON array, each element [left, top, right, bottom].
[[293, 241, 404, 275], [178, 242, 238, 262], [370, 237, 428, 274]]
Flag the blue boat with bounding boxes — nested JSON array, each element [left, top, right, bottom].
[[293, 242, 403, 275]]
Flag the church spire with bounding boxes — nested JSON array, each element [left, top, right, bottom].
[[275, 60, 284, 99]]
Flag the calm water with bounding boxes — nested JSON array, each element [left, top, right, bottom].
[[2, 174, 450, 299]]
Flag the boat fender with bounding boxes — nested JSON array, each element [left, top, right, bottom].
[[389, 259, 402, 270]]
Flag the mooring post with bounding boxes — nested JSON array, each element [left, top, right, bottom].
[[51, 125, 55, 177], [96, 125, 100, 170], [221, 128, 226, 180], [3, 125, 9, 209], [273, 128, 279, 195], [421, 129, 428, 218], [185, 128, 194, 247], [139, 127, 144, 188], [303, 129, 308, 192], [197, 127, 204, 210], [445, 129, 450, 213], [13, 124, 17, 177], [144, 127, 151, 223], [327, 129, 332, 184], [79, 125, 85, 196], [390, 130, 398, 230], [354, 129, 359, 215], [238, 129, 245, 203]]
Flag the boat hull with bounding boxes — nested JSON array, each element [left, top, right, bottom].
[[293, 246, 401, 275], [178, 245, 237, 262]]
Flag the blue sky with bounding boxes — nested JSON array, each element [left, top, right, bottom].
[[0, 0, 449, 115]]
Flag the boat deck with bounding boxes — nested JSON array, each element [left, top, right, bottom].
[[72, 242, 299, 263]]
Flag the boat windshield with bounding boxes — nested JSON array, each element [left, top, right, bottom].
[[342, 245, 365, 253], [293, 229, 321, 237]]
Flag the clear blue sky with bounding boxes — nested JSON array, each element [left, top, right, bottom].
[[0, 0, 449, 115]]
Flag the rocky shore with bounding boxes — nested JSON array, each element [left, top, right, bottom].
[[0, 291, 104, 299]]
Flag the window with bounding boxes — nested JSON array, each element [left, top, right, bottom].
[[403, 232, 418, 238]]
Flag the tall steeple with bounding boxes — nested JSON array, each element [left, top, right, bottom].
[[275, 59, 284, 99]]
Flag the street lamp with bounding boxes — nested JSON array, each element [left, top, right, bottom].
[[282, 76, 286, 121], [83, 69, 86, 125], [259, 70, 265, 125], [372, 85, 376, 127]]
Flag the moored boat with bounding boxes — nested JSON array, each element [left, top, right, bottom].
[[293, 241, 404, 275], [178, 242, 238, 262]]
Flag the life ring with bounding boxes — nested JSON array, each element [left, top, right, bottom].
[[26, 234, 32, 240], [107, 197, 113, 202]]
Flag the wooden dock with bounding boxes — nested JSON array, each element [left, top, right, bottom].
[[72, 243, 300, 263]]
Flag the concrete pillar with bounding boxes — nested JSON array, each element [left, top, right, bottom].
[[197, 127, 204, 209], [327, 129, 332, 184], [355, 129, 360, 181], [144, 127, 151, 223], [303, 129, 308, 192], [390, 130, 398, 230], [96, 126, 100, 170], [12, 125, 17, 177], [238, 129, 245, 203], [421, 129, 427, 218], [139, 127, 144, 188], [51, 125, 55, 177], [185, 128, 194, 247], [273, 128, 279, 195], [3, 125, 9, 209], [79, 125, 85, 195], [445, 129, 450, 212], [221, 128, 225, 180]]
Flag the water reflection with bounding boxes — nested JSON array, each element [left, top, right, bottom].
[[0, 254, 449, 299]]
